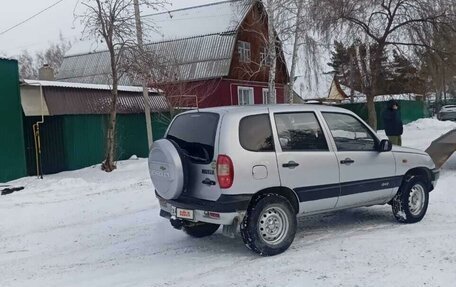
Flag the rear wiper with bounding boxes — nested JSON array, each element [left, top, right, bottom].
[[180, 149, 207, 163]]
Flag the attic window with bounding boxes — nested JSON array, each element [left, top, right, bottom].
[[238, 41, 251, 63]]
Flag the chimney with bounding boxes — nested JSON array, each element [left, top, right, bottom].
[[38, 64, 55, 81]]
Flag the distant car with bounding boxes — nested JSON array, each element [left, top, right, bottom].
[[438, 105, 456, 121], [148, 105, 439, 256]]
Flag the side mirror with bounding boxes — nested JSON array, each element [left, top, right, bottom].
[[379, 139, 393, 152]]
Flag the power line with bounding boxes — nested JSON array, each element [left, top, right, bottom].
[[0, 0, 67, 36]]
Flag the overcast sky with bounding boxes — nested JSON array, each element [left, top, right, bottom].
[[0, 0, 215, 57]]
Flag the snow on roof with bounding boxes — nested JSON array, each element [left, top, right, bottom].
[[66, 0, 250, 57], [22, 79, 160, 93], [143, 0, 249, 42]]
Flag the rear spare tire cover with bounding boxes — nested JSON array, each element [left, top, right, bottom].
[[148, 139, 185, 200]]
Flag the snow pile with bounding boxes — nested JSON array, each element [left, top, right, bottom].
[[405, 117, 456, 131], [378, 118, 456, 151], [1, 118, 456, 287]]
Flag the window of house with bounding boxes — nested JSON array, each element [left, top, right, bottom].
[[262, 88, 276, 104], [238, 87, 254, 105], [238, 41, 251, 63], [260, 46, 270, 66], [239, 114, 274, 152], [322, 112, 378, 151], [274, 112, 329, 151]]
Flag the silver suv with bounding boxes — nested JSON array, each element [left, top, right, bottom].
[[148, 105, 439, 256]]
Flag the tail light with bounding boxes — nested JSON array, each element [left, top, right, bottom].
[[217, 155, 234, 189]]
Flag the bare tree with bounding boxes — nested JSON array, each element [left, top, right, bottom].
[[79, 0, 166, 172], [265, 0, 279, 104], [16, 35, 72, 79], [35, 34, 72, 76], [262, 0, 322, 104], [18, 50, 37, 79], [312, 0, 456, 129], [286, 0, 305, 103], [420, 25, 456, 106]]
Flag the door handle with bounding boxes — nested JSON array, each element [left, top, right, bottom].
[[282, 161, 300, 168], [340, 158, 355, 165]]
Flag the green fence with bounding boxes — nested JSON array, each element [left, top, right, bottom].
[[23, 113, 170, 176], [0, 59, 27, 183], [339, 100, 429, 130]]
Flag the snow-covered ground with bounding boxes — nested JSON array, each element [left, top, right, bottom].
[[1, 119, 456, 287]]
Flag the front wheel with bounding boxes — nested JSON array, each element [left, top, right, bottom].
[[241, 194, 297, 256], [392, 176, 429, 223], [183, 222, 220, 238]]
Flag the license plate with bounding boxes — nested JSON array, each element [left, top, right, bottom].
[[176, 208, 194, 220]]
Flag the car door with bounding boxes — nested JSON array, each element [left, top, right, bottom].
[[272, 111, 341, 214], [321, 112, 398, 208]]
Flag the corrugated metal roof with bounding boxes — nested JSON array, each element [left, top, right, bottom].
[[66, 0, 250, 57], [57, 0, 253, 85], [22, 79, 159, 93], [40, 87, 168, 115], [58, 33, 237, 84]]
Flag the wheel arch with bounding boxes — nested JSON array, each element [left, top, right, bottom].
[[247, 186, 300, 214], [402, 167, 433, 191]]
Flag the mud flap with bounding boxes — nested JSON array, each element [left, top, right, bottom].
[[222, 212, 245, 238]]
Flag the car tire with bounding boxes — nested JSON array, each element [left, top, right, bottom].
[[240, 194, 297, 256], [183, 222, 220, 238], [392, 176, 429, 223]]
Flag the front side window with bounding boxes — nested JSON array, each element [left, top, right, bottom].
[[166, 112, 219, 163], [238, 41, 251, 63], [274, 112, 329, 151], [238, 87, 254, 105], [322, 112, 377, 151], [239, 114, 274, 152]]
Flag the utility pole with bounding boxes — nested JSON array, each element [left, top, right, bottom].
[[134, 0, 153, 147]]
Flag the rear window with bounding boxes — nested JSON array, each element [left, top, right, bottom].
[[239, 114, 274, 152], [166, 112, 219, 164]]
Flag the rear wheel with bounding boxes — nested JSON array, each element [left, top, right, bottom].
[[183, 222, 220, 238], [241, 194, 297, 256], [392, 176, 429, 223]]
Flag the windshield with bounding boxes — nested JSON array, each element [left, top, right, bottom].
[[166, 112, 219, 164]]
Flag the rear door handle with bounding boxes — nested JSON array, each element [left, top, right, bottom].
[[282, 161, 300, 168], [340, 158, 355, 165]]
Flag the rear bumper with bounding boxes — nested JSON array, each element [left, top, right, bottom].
[[156, 192, 251, 225]]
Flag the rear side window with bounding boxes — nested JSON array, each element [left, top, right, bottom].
[[274, 112, 328, 151], [239, 114, 274, 152], [166, 112, 219, 163]]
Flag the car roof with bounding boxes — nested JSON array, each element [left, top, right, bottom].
[[184, 104, 352, 116]]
